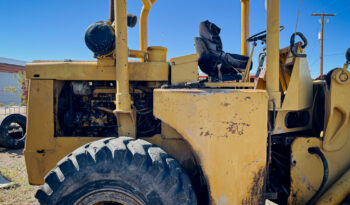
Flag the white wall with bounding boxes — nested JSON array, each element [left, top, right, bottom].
[[0, 72, 22, 105]]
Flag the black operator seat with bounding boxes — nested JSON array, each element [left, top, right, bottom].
[[195, 20, 250, 81]]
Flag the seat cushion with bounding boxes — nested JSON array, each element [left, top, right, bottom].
[[223, 53, 250, 72]]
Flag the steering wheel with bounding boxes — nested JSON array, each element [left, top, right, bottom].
[[246, 26, 285, 42]]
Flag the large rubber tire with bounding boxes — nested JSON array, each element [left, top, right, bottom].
[[0, 114, 26, 149], [35, 137, 197, 205]]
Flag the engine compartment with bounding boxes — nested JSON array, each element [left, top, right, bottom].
[[55, 80, 160, 137]]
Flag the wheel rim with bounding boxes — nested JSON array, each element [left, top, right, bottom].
[[74, 189, 146, 205], [7, 122, 25, 141]]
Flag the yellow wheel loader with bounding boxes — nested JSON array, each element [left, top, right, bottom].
[[24, 0, 350, 204]]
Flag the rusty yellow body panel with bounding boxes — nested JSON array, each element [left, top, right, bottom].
[[289, 137, 350, 204], [154, 88, 268, 204], [289, 69, 350, 204], [25, 61, 169, 81]]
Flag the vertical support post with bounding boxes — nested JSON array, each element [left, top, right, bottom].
[[320, 15, 324, 76], [241, 0, 250, 56], [114, 0, 131, 113], [266, 0, 281, 109], [114, 0, 135, 137]]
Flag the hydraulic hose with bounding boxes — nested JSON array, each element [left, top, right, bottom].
[[306, 147, 329, 205]]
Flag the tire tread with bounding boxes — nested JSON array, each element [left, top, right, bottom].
[[36, 137, 196, 205]]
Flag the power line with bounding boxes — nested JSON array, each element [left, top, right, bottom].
[[294, 0, 302, 34], [310, 57, 320, 67], [324, 53, 345, 57], [334, 5, 350, 16]]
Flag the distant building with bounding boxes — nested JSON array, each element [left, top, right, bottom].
[[0, 57, 27, 105]]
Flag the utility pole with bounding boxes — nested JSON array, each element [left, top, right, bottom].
[[311, 13, 335, 77]]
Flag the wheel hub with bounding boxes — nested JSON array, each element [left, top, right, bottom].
[[75, 189, 145, 205]]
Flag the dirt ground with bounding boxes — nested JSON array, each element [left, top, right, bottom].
[[0, 148, 37, 205]]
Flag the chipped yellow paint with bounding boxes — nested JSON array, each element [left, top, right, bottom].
[[289, 136, 350, 204], [154, 88, 268, 204]]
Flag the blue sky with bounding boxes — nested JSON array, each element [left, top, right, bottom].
[[0, 0, 349, 77]]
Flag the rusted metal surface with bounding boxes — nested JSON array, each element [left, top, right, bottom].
[[154, 88, 268, 204], [242, 167, 265, 205]]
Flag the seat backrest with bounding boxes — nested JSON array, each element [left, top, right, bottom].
[[194, 37, 209, 55], [195, 37, 217, 75], [199, 20, 223, 52]]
